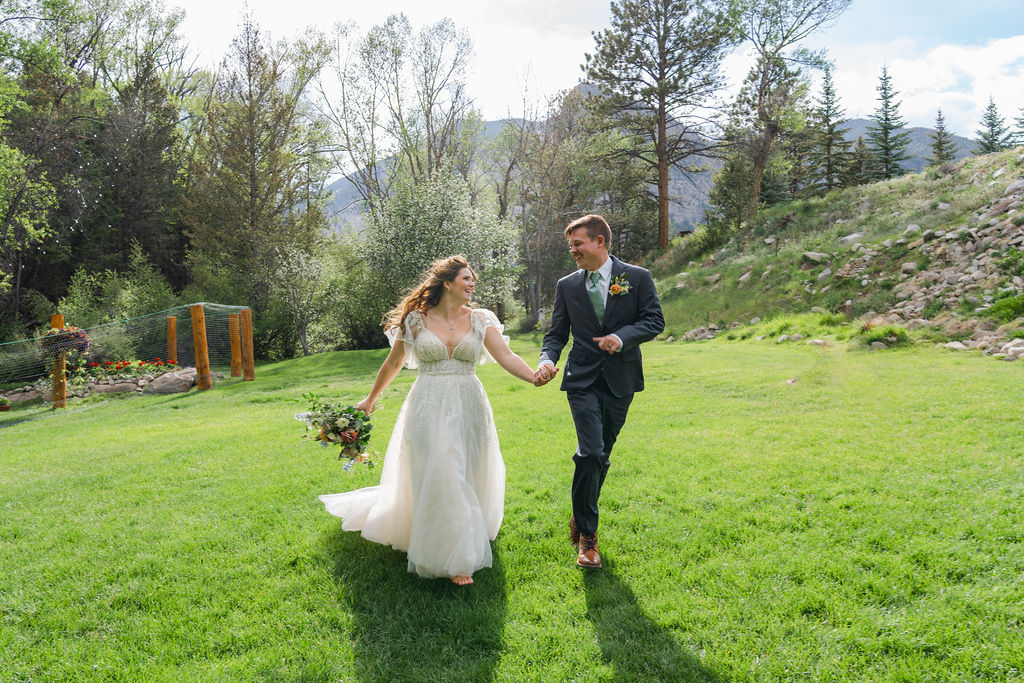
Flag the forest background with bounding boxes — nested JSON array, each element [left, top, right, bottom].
[[2, 0, 1024, 360]]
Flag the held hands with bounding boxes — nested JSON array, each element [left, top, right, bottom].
[[593, 334, 622, 354], [532, 364, 559, 387]]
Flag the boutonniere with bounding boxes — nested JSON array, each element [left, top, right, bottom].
[[608, 273, 630, 296]]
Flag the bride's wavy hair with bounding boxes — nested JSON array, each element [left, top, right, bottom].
[[383, 255, 478, 332]]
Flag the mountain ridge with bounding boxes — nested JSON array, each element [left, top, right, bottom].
[[325, 118, 978, 236]]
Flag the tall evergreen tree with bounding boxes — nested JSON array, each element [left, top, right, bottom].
[[1011, 106, 1024, 147], [844, 135, 872, 186], [583, 0, 738, 249], [926, 109, 956, 166], [1013, 106, 1024, 147], [808, 66, 850, 192], [184, 18, 330, 357], [974, 97, 1012, 155], [865, 65, 910, 180]]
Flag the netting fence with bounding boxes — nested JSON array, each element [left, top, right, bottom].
[[0, 303, 252, 388]]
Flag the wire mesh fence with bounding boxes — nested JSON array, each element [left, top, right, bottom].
[[0, 303, 251, 388]]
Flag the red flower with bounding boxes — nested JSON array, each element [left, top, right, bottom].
[[341, 429, 359, 443]]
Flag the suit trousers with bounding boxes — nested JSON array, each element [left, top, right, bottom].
[[566, 374, 634, 537]]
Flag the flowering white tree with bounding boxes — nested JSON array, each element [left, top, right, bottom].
[[363, 173, 519, 316]]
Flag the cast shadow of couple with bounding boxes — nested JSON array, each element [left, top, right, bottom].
[[323, 525, 720, 681]]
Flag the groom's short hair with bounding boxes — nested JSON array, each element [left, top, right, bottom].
[[565, 214, 611, 247]]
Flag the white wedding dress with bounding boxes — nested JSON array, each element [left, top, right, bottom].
[[318, 308, 507, 579]]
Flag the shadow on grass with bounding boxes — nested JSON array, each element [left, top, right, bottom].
[[323, 524, 506, 682], [583, 563, 720, 682]]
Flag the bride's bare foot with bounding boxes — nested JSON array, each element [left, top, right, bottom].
[[452, 574, 474, 586]]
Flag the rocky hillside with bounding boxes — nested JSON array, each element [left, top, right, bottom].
[[653, 147, 1024, 359]]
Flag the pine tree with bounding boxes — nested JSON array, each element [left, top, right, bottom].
[[583, 0, 737, 249], [844, 135, 872, 186], [865, 65, 911, 180], [808, 66, 850, 192], [927, 109, 957, 166], [1014, 106, 1024, 147], [974, 97, 1012, 155]]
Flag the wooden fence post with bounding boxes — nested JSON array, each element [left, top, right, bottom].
[[50, 314, 66, 409], [167, 316, 177, 365], [190, 304, 212, 391], [240, 308, 255, 382], [228, 313, 242, 377]]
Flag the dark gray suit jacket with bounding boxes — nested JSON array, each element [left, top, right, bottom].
[[541, 255, 664, 397]]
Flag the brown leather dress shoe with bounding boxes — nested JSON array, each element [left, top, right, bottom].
[[576, 534, 601, 569], [569, 516, 580, 548]]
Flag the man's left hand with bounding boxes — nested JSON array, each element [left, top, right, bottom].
[[593, 334, 621, 354]]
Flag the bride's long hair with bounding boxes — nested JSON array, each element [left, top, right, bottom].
[[383, 255, 478, 332]]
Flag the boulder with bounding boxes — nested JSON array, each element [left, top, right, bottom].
[[816, 267, 833, 281], [901, 262, 918, 274], [839, 232, 865, 246], [144, 368, 197, 394], [802, 251, 829, 264], [9, 389, 40, 403], [943, 341, 968, 351], [93, 382, 137, 394], [1005, 178, 1024, 196]]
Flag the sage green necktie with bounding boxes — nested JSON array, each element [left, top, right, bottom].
[[588, 270, 604, 324]]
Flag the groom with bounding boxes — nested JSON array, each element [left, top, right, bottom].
[[535, 214, 664, 569]]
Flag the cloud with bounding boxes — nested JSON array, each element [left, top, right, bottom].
[[828, 35, 1024, 136]]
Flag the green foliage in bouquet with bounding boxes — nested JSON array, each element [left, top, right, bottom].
[[295, 393, 374, 470]]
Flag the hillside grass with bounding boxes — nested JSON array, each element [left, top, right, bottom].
[[653, 147, 1024, 333], [2, 336, 1023, 681]]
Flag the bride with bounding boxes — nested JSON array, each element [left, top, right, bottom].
[[318, 255, 555, 585]]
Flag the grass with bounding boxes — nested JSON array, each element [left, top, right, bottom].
[[2, 337, 1023, 681]]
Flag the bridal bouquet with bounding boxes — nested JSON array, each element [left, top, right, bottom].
[[295, 393, 374, 470]]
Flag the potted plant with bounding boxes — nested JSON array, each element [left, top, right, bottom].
[[0, 397, 11, 412]]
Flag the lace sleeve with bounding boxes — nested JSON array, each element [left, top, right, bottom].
[[385, 311, 420, 369], [474, 308, 510, 366]]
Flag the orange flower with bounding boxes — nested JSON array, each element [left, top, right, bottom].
[[610, 284, 623, 295]]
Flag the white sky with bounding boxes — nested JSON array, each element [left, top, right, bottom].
[[171, 0, 1024, 138]]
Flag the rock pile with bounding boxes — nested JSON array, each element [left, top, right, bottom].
[[1, 367, 225, 404]]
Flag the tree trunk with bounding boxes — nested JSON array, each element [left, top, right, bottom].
[[657, 108, 669, 249]]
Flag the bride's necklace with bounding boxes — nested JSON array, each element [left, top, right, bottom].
[[432, 310, 461, 330]]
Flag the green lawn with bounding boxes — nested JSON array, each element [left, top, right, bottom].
[[2, 336, 1022, 681]]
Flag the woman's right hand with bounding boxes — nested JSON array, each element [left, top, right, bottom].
[[354, 397, 374, 415]]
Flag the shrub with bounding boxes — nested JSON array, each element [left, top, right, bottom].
[[920, 298, 945, 319], [986, 294, 1024, 322], [818, 312, 847, 327], [858, 325, 910, 347], [998, 248, 1024, 278]]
